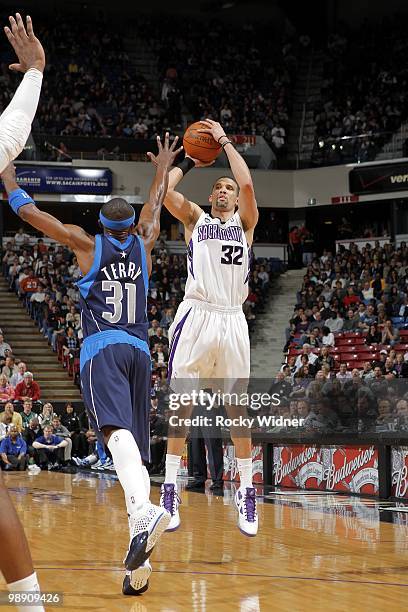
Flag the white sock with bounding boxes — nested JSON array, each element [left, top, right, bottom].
[[142, 465, 151, 498], [7, 572, 44, 612], [237, 457, 253, 489], [107, 429, 148, 515], [164, 454, 181, 485]]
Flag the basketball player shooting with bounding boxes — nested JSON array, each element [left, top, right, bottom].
[[160, 119, 260, 536], [0, 13, 47, 612], [1, 133, 183, 597]]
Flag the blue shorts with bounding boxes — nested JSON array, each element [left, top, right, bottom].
[[80, 343, 151, 462]]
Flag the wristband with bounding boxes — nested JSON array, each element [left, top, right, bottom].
[[176, 157, 195, 176], [217, 134, 228, 143], [222, 140, 233, 149], [8, 188, 35, 215]]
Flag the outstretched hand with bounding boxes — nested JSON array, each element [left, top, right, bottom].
[[147, 133, 183, 169], [4, 13, 45, 73]]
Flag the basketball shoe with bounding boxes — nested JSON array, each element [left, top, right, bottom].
[[125, 503, 170, 571], [122, 560, 152, 596], [159, 483, 181, 531], [234, 487, 258, 536]]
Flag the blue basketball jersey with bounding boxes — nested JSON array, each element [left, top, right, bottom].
[[77, 233, 148, 343]]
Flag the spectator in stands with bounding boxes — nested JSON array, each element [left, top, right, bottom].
[[32, 425, 68, 470], [0, 334, 12, 360], [343, 309, 360, 332], [0, 425, 27, 471], [321, 326, 335, 347], [14, 372, 41, 408], [21, 399, 36, 429], [0, 402, 22, 433], [381, 320, 399, 346], [22, 417, 43, 464], [392, 353, 408, 378], [51, 415, 72, 463], [61, 403, 87, 458], [361, 362, 375, 380], [0, 374, 15, 403], [294, 344, 318, 370], [343, 287, 360, 309], [2, 355, 18, 381], [36, 406, 53, 432], [315, 346, 335, 371], [365, 324, 381, 345], [10, 361, 26, 388], [336, 363, 352, 384], [14, 228, 29, 248], [19, 268, 40, 300], [325, 310, 344, 333]]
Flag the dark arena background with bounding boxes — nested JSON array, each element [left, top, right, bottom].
[[0, 0, 407, 610]]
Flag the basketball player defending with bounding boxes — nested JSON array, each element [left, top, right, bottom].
[[1, 134, 182, 595], [0, 13, 47, 612], [160, 119, 259, 536]]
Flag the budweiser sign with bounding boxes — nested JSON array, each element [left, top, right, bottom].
[[273, 445, 379, 494], [223, 444, 263, 484], [391, 447, 408, 498]]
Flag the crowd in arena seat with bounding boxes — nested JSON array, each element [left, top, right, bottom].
[[278, 240, 408, 433], [0, 227, 276, 470], [0, 13, 300, 156], [312, 15, 408, 165]]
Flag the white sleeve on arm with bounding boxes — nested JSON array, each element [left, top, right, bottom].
[[0, 68, 43, 173]]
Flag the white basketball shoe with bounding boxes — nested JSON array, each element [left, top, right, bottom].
[[235, 487, 258, 537], [125, 503, 170, 571], [122, 560, 152, 596], [159, 483, 181, 531]]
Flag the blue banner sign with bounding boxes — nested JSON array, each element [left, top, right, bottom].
[[2, 165, 112, 195]]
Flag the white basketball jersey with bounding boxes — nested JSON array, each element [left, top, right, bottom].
[[184, 211, 250, 307]]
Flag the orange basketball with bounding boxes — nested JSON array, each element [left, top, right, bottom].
[[183, 121, 222, 163]]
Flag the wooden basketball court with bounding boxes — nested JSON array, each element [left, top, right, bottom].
[[1, 471, 407, 611]]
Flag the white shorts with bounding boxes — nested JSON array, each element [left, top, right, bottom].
[[168, 299, 250, 383]]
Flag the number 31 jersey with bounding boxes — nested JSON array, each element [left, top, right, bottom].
[[77, 233, 148, 342], [184, 211, 250, 308]]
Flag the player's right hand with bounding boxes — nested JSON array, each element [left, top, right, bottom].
[[4, 13, 45, 73]]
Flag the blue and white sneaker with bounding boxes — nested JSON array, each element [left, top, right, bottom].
[[125, 503, 171, 571], [159, 483, 181, 531], [122, 560, 152, 596], [91, 459, 107, 470], [104, 459, 116, 472], [73, 454, 98, 467], [234, 487, 258, 537]]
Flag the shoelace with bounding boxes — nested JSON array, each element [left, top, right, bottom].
[[161, 485, 180, 515], [243, 489, 257, 522]]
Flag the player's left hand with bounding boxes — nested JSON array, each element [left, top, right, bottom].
[[147, 133, 183, 169], [197, 118, 227, 143]]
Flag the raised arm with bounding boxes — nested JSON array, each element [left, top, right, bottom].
[[163, 157, 207, 232], [136, 133, 183, 268], [0, 14, 45, 173], [1, 164, 93, 250], [198, 119, 258, 233]]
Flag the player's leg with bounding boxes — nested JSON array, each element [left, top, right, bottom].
[[161, 304, 218, 529], [218, 312, 258, 536], [0, 471, 44, 612], [81, 345, 169, 574]]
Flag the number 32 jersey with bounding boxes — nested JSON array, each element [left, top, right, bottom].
[[77, 233, 149, 343], [184, 211, 250, 308]]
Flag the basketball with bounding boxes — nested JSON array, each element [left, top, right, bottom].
[[183, 121, 222, 163]]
